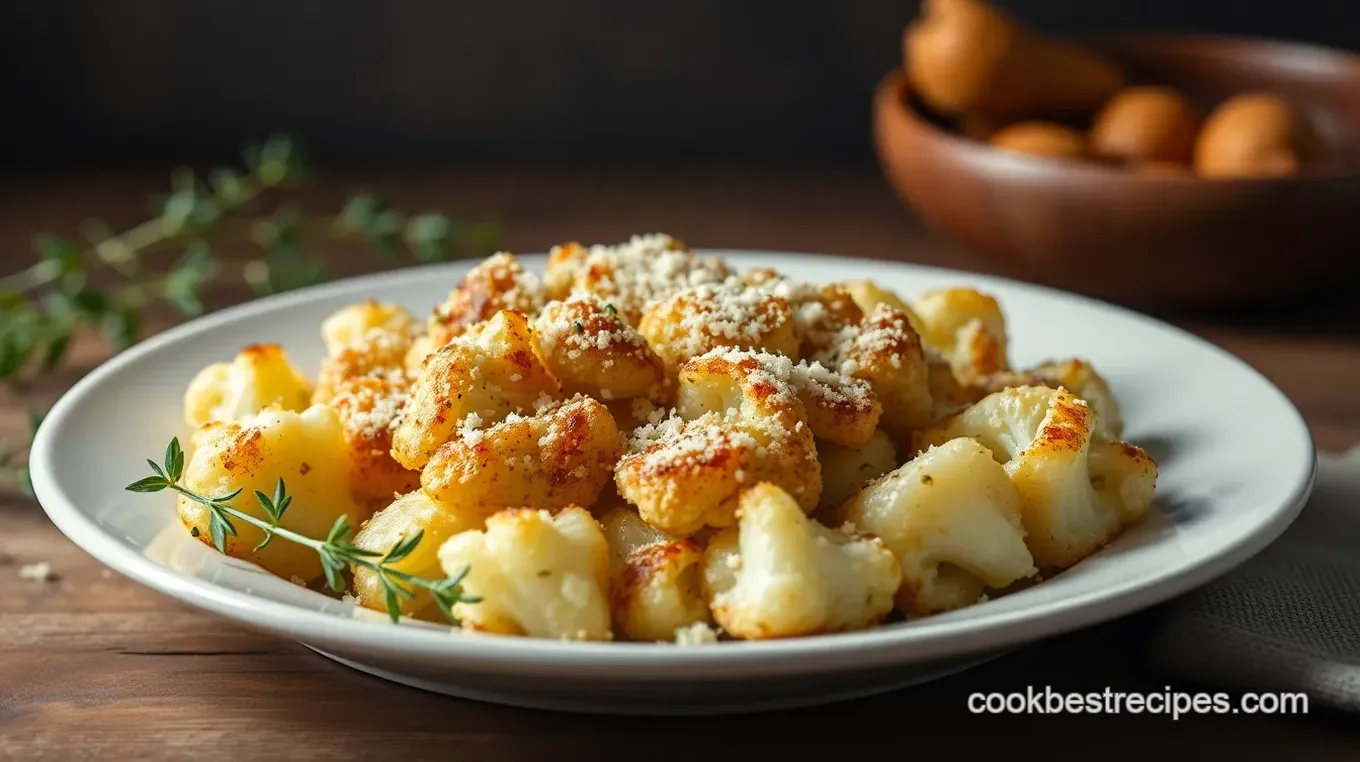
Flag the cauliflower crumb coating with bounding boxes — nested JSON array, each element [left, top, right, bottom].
[[391, 310, 561, 470], [421, 394, 621, 516], [816, 304, 933, 439], [702, 482, 900, 639], [913, 386, 1157, 569], [320, 300, 418, 357], [679, 348, 882, 448], [615, 349, 824, 537], [544, 234, 733, 326], [428, 252, 546, 347], [437, 506, 613, 640], [327, 376, 421, 510], [599, 506, 710, 642], [313, 326, 414, 405], [909, 287, 1010, 384], [639, 282, 801, 378], [183, 344, 314, 429], [532, 294, 667, 400], [740, 268, 864, 356], [974, 358, 1124, 441], [837, 437, 1036, 615], [351, 490, 484, 620], [178, 405, 367, 583]]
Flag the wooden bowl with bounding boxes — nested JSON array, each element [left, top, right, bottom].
[[873, 34, 1360, 309]]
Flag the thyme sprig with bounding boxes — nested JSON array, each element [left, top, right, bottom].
[[125, 438, 480, 624]]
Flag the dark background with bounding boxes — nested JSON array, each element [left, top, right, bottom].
[[4, 1, 1360, 168]]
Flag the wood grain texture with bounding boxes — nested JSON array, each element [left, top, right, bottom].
[[2, 168, 1358, 759]]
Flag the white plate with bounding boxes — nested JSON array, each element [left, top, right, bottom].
[[29, 251, 1315, 715]]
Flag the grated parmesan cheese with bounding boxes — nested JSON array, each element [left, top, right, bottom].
[[547, 234, 731, 323]]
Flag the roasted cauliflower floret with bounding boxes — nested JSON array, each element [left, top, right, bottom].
[[976, 358, 1124, 440], [913, 386, 1156, 568], [328, 376, 421, 509], [816, 429, 897, 514], [599, 507, 710, 642], [177, 405, 366, 582], [391, 310, 560, 470], [428, 252, 546, 346], [926, 350, 986, 420], [910, 287, 1009, 383], [837, 437, 1036, 615], [702, 483, 899, 638], [404, 334, 438, 373], [678, 349, 881, 448], [183, 344, 313, 429], [351, 489, 484, 620], [532, 295, 666, 399], [313, 328, 412, 405], [544, 234, 732, 326], [816, 305, 933, 438], [844, 280, 924, 332], [321, 300, 418, 356], [742, 270, 864, 356], [437, 506, 612, 640], [639, 282, 801, 376], [616, 350, 822, 537], [421, 394, 620, 516]]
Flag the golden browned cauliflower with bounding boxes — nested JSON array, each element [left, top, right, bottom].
[[428, 252, 546, 346], [313, 328, 413, 405], [702, 482, 899, 639], [531, 295, 667, 399], [436, 506, 613, 640], [599, 506, 711, 642], [816, 428, 897, 514], [178, 405, 366, 582], [837, 437, 1036, 615], [843, 280, 924, 332], [925, 350, 987, 420], [320, 300, 418, 356], [913, 386, 1156, 569], [183, 344, 314, 429], [741, 269, 864, 356], [910, 287, 1009, 383], [638, 282, 801, 376], [677, 349, 881, 448], [544, 234, 732, 326], [391, 310, 560, 470], [403, 334, 438, 374], [975, 358, 1124, 440], [420, 394, 621, 516], [327, 376, 421, 509], [616, 349, 822, 537], [351, 489, 484, 620], [816, 304, 933, 439]]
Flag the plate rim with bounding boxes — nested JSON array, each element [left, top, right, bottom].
[[29, 250, 1317, 678]]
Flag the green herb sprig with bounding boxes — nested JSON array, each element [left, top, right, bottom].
[[125, 438, 481, 624], [1, 134, 501, 498]]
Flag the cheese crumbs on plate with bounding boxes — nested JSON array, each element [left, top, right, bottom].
[[171, 233, 1156, 644]]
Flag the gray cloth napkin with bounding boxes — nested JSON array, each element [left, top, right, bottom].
[[1147, 447, 1360, 712]]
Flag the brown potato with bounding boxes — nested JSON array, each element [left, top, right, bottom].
[[1090, 86, 1201, 165], [988, 121, 1089, 160], [904, 0, 1123, 117], [1193, 93, 1321, 178]]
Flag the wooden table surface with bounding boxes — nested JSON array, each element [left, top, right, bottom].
[[2, 167, 1358, 759]]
